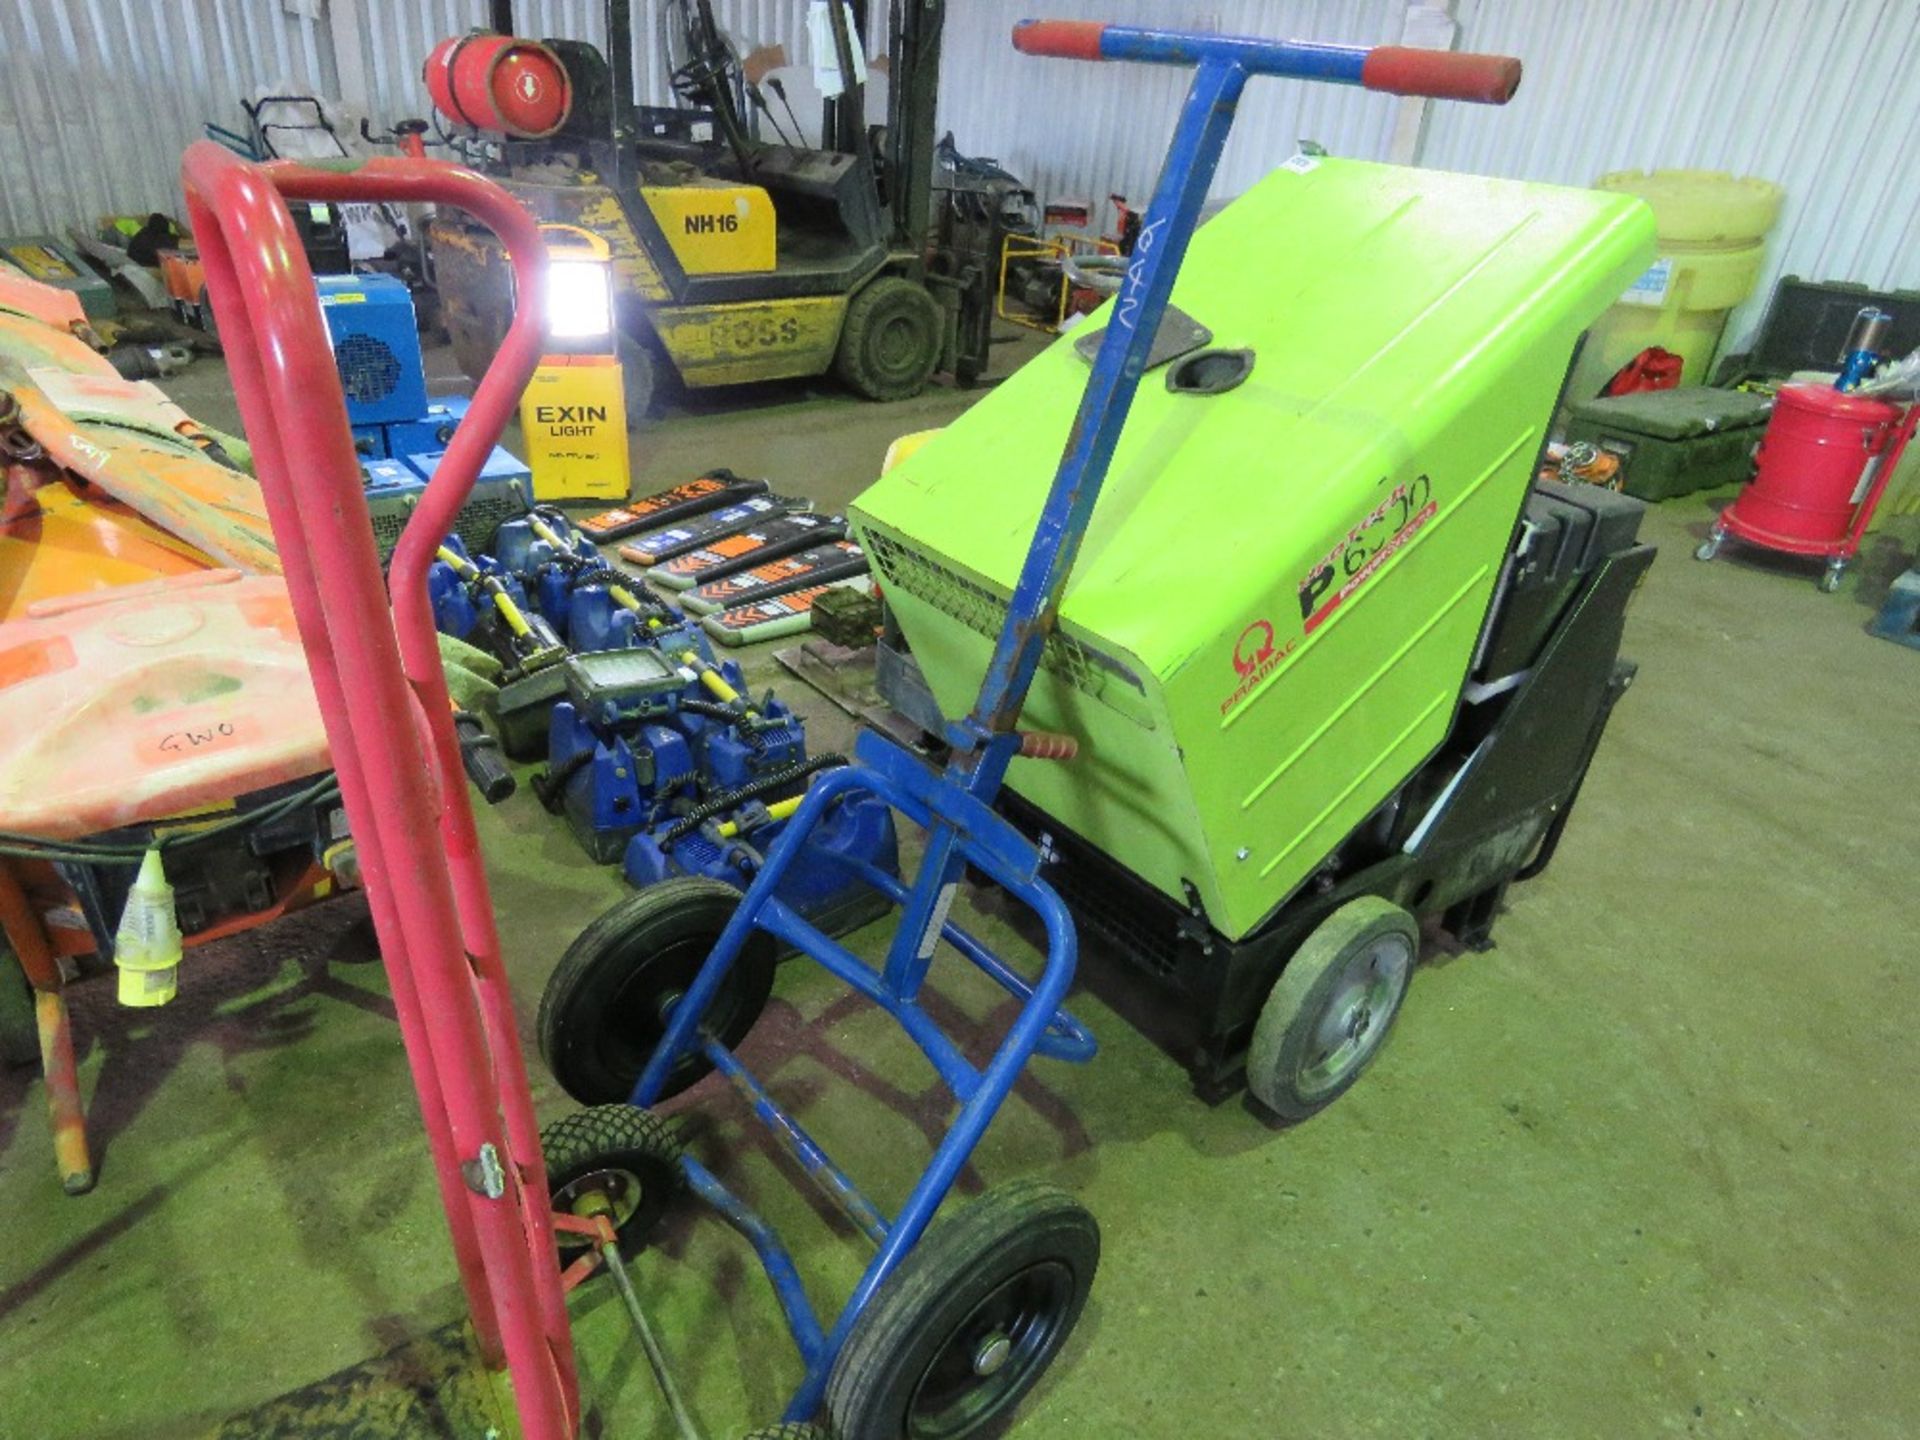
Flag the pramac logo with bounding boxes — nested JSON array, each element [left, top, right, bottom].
[[1220, 618, 1294, 716], [1231, 620, 1276, 678]]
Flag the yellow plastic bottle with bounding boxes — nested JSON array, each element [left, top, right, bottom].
[[114, 848, 182, 1007]]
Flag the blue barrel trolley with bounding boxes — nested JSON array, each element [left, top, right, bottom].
[[533, 20, 1520, 1440]]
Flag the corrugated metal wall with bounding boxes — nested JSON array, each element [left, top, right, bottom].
[[1421, 0, 1920, 342], [2, 0, 1913, 354], [931, 0, 1414, 217], [0, 0, 870, 237], [0, 0, 334, 234], [933, 0, 1920, 349]]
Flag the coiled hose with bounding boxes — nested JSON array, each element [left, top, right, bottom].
[[657, 752, 847, 847]]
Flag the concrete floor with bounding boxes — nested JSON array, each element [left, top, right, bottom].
[[3, 344, 1918, 1440]]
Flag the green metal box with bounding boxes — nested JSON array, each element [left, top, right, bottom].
[[0, 235, 116, 319], [1562, 386, 1773, 501], [851, 157, 1652, 941]]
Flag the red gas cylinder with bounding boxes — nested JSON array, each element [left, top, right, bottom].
[[1702, 382, 1916, 588], [424, 33, 572, 139]]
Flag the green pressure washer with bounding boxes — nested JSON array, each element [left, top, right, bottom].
[[856, 151, 1658, 1119]]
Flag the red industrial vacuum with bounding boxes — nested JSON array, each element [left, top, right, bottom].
[[1698, 382, 1919, 590]]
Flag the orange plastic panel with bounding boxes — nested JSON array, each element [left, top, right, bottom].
[[0, 571, 327, 838]]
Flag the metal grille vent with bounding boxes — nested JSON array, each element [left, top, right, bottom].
[[677, 834, 723, 870], [1042, 839, 1183, 979], [864, 531, 1148, 714], [364, 484, 526, 565], [335, 332, 401, 404]]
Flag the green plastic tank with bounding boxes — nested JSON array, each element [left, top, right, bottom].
[[1568, 168, 1784, 396], [851, 156, 1653, 941]]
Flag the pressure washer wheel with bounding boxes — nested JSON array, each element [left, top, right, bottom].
[[538, 877, 777, 1106], [834, 276, 943, 402], [826, 1180, 1099, 1440], [540, 1104, 684, 1259], [1246, 895, 1418, 1122]]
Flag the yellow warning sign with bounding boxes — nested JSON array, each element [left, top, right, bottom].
[[520, 357, 630, 502]]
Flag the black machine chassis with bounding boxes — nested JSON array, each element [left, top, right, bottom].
[[51, 775, 343, 968], [998, 539, 1653, 1103]]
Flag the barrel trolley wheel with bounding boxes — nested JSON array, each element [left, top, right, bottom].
[[1246, 895, 1418, 1122], [833, 276, 943, 402], [541, 1103, 684, 1259], [826, 1180, 1099, 1440], [538, 877, 777, 1106], [1819, 558, 1847, 593], [1694, 523, 1726, 562]]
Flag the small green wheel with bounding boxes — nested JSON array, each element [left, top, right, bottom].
[[540, 1104, 684, 1259], [833, 276, 943, 401], [1247, 895, 1418, 1121], [827, 1180, 1099, 1440], [538, 877, 777, 1106]]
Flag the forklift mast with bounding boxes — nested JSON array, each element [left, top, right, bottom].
[[486, 0, 944, 255], [885, 0, 943, 261]]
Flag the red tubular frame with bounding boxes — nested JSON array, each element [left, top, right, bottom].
[[181, 145, 578, 1440]]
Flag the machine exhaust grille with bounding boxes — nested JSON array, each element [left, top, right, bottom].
[[365, 479, 527, 565], [863, 531, 1150, 721], [335, 332, 402, 405]]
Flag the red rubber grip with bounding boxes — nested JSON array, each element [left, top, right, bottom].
[[1011, 20, 1107, 60], [1362, 47, 1522, 104], [1018, 731, 1080, 761]]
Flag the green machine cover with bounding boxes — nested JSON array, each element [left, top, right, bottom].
[[851, 157, 1653, 942]]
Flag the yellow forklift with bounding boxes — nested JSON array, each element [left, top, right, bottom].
[[428, 0, 993, 412]]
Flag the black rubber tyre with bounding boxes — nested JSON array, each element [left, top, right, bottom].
[[741, 1428, 833, 1440], [447, 312, 501, 385], [1, 943, 37, 1069], [537, 877, 777, 1106], [540, 1103, 684, 1259], [618, 329, 656, 426], [197, 285, 220, 344], [1247, 895, 1418, 1122], [833, 277, 943, 401], [827, 1180, 1099, 1440]]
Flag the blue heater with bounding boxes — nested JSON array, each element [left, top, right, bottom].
[[317, 273, 429, 426]]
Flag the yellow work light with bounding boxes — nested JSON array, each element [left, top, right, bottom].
[[520, 224, 631, 502]]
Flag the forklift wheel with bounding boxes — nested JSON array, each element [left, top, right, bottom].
[[538, 878, 777, 1106], [1246, 895, 1417, 1122], [826, 1180, 1098, 1440], [541, 1104, 684, 1260], [834, 277, 943, 402], [618, 332, 656, 425], [1, 943, 37, 1069], [447, 314, 498, 386]]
